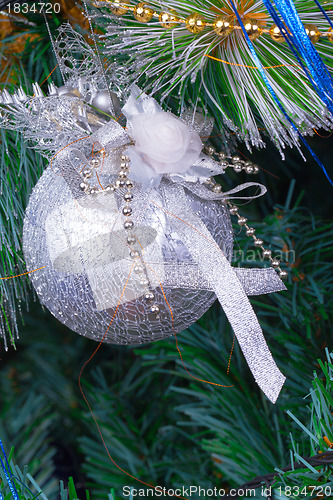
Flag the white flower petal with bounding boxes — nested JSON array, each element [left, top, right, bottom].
[[122, 86, 204, 189], [125, 147, 163, 190]]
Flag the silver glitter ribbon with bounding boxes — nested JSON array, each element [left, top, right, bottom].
[[161, 183, 286, 404]]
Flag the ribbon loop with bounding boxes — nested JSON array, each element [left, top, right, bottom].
[[179, 180, 267, 202]]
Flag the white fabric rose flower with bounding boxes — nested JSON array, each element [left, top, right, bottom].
[[130, 112, 202, 174], [122, 87, 203, 189]]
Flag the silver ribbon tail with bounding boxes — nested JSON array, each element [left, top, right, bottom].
[[163, 183, 286, 404]]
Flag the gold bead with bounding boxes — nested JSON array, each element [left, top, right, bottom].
[[328, 28, 333, 43], [304, 24, 321, 44], [244, 19, 263, 41], [150, 304, 160, 315], [185, 13, 206, 34], [133, 2, 154, 22], [279, 269, 288, 279], [159, 11, 179, 29], [269, 24, 285, 43], [145, 292, 155, 302], [109, 0, 130, 15], [213, 16, 234, 37]]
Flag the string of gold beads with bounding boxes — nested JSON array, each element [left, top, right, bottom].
[[160, 10, 179, 29], [92, 1, 333, 44], [213, 16, 234, 37], [228, 202, 288, 279], [243, 19, 262, 41], [204, 146, 260, 175], [79, 150, 129, 195], [269, 23, 324, 44], [119, 158, 160, 317], [80, 150, 161, 316], [202, 174, 288, 279], [133, 2, 154, 22], [117, 155, 161, 317], [185, 13, 206, 34], [109, 0, 130, 15]]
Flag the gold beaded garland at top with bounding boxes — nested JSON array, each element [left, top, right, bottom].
[[98, 0, 333, 44]]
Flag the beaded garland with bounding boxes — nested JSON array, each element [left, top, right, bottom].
[[203, 145, 287, 280], [91, 0, 333, 44], [79, 150, 161, 316]]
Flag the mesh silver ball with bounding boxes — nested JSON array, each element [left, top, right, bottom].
[[23, 164, 233, 345]]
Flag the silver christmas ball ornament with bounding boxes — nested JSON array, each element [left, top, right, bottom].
[[23, 160, 234, 345], [92, 90, 121, 116]]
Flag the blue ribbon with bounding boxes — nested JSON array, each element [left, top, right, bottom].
[[0, 439, 19, 500], [313, 0, 333, 31], [260, 1, 317, 91], [272, 0, 333, 112], [227, 0, 333, 187]]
